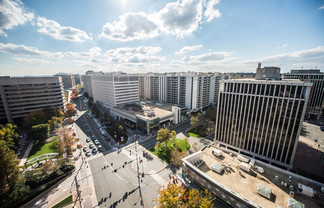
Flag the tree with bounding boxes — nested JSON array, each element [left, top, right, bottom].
[[65, 103, 77, 117], [205, 108, 217, 122], [157, 128, 176, 145], [48, 116, 63, 131], [193, 142, 200, 152], [29, 124, 50, 141], [188, 189, 214, 207], [190, 113, 201, 131], [24, 110, 47, 128], [0, 124, 19, 149], [0, 141, 29, 205], [183, 137, 189, 148], [156, 183, 187, 207], [170, 149, 188, 167]]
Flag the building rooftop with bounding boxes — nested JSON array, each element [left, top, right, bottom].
[[184, 146, 324, 208], [222, 78, 313, 85], [112, 100, 174, 120]]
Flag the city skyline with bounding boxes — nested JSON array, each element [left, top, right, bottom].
[[0, 0, 324, 76]]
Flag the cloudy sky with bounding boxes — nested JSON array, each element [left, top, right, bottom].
[[0, 0, 323, 76]]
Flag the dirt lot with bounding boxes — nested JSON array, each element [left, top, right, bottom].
[[292, 119, 324, 183]]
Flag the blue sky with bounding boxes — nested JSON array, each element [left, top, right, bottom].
[[0, 0, 323, 76]]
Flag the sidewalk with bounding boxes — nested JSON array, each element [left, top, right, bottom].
[[18, 140, 34, 167], [122, 142, 168, 175]]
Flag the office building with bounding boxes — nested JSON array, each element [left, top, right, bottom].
[[282, 69, 324, 119], [91, 73, 139, 108], [0, 76, 65, 123], [55, 73, 76, 89], [82, 70, 95, 97], [74, 74, 81, 85], [215, 64, 312, 168]]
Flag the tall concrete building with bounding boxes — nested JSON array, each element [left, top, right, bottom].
[[282, 69, 324, 119], [55, 73, 76, 89], [74, 74, 81, 85], [0, 76, 65, 123], [215, 65, 312, 168], [91, 73, 139, 109], [139, 72, 222, 111], [82, 70, 95, 98]]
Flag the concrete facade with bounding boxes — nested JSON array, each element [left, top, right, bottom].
[[215, 78, 312, 168], [0, 76, 65, 123], [282, 69, 324, 118]]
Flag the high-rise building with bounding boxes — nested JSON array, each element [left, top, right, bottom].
[[55, 73, 76, 89], [74, 74, 81, 85], [91, 73, 139, 109], [282, 69, 324, 119], [138, 72, 222, 111], [0, 76, 65, 123], [215, 65, 312, 168], [82, 71, 95, 98]]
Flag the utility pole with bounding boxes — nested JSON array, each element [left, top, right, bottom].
[[135, 141, 144, 207]]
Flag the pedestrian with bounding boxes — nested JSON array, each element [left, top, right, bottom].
[[173, 180, 176, 184]]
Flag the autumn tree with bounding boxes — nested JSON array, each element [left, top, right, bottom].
[[48, 116, 63, 131], [157, 128, 176, 145], [156, 183, 187, 207], [190, 113, 202, 131], [0, 123, 19, 149], [193, 142, 200, 152], [29, 124, 50, 141], [170, 149, 188, 167], [188, 188, 214, 207], [65, 103, 77, 117]]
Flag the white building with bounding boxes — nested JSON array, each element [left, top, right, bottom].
[[0, 76, 65, 123], [91, 73, 140, 109], [139, 72, 222, 111]]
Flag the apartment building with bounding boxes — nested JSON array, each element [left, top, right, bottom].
[[139, 72, 222, 111], [54, 73, 76, 90], [215, 65, 312, 168], [91, 73, 139, 108], [0, 76, 65, 123], [282, 69, 324, 119]]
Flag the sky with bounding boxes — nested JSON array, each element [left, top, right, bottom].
[[0, 0, 323, 76]]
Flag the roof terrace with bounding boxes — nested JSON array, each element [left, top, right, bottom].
[[185, 146, 324, 208]]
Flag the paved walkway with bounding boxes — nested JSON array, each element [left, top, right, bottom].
[[176, 132, 212, 153], [18, 140, 34, 167], [122, 142, 168, 175]]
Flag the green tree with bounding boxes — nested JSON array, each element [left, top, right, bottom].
[[205, 107, 217, 122], [156, 128, 176, 146], [24, 110, 47, 128], [0, 124, 19, 149], [29, 124, 50, 141], [0, 141, 29, 205], [48, 116, 63, 131]]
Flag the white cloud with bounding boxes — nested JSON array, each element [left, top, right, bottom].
[[100, 0, 221, 41], [182, 51, 229, 63], [319, 5, 324, 10], [37, 17, 92, 42], [105, 46, 164, 64], [0, 0, 34, 36], [242, 46, 324, 64], [0, 42, 63, 58], [175, 44, 203, 55], [100, 12, 159, 41], [156, 0, 203, 37], [203, 0, 221, 22], [13, 57, 56, 64]]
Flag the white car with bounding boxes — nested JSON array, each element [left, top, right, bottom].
[[94, 140, 100, 145]]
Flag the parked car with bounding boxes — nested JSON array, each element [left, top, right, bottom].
[[86, 138, 91, 142], [320, 126, 324, 131], [94, 140, 100, 145], [106, 136, 111, 142], [89, 144, 94, 148], [83, 147, 88, 152], [85, 151, 91, 157], [98, 145, 104, 152], [92, 148, 97, 154]]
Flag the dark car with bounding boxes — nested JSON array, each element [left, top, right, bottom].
[[86, 138, 91, 142], [106, 136, 111, 142], [85, 151, 91, 157], [320, 126, 324, 131], [92, 148, 97, 154], [83, 147, 88, 152], [89, 144, 94, 148]]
